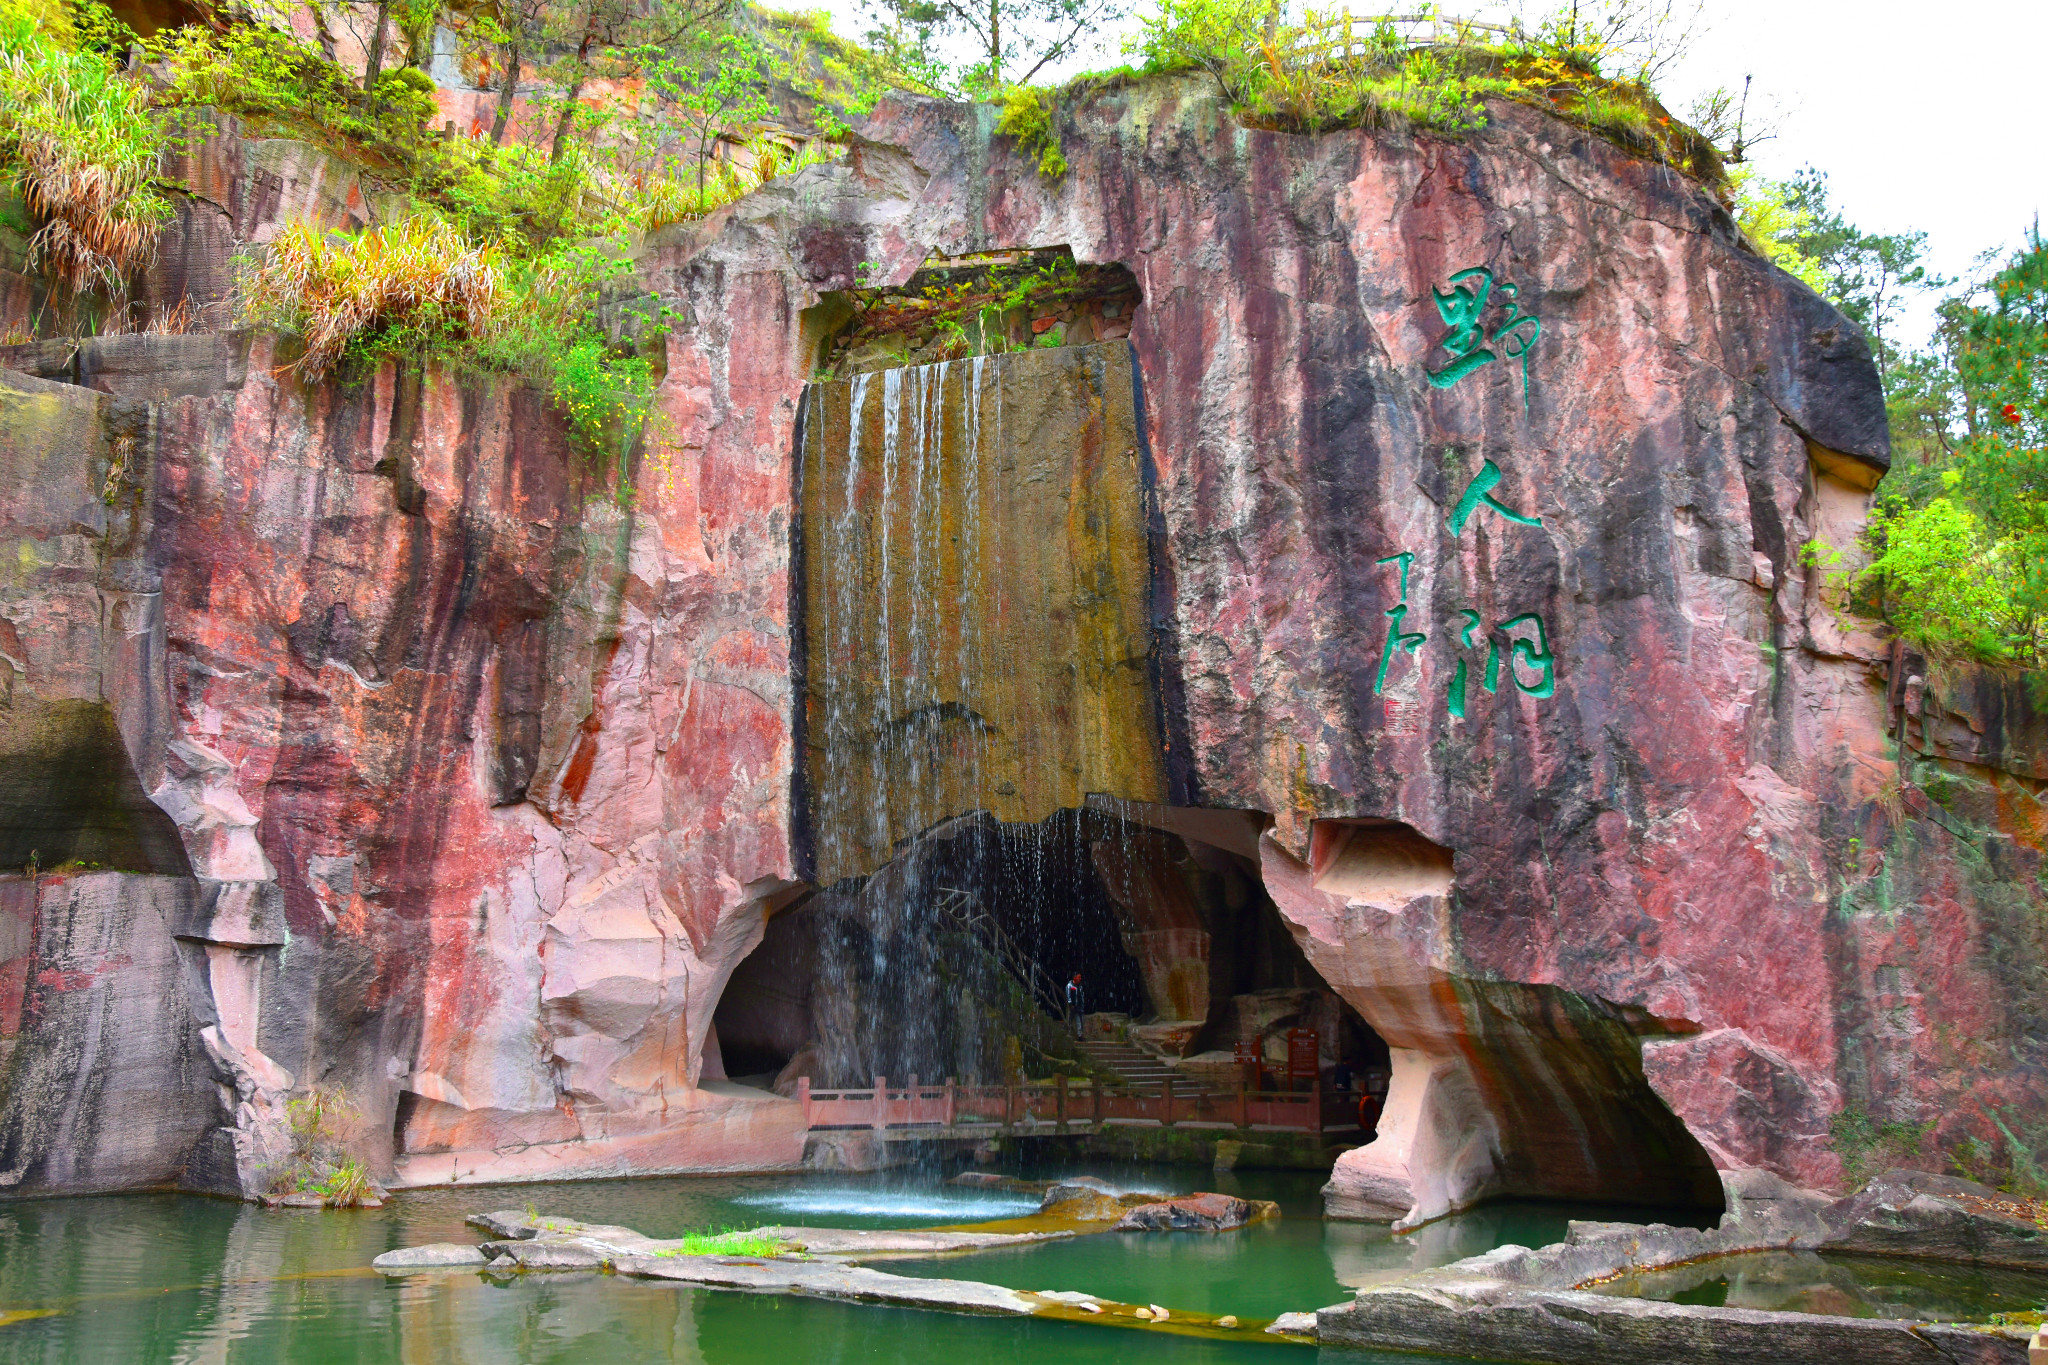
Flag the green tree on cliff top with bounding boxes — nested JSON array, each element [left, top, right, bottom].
[[1840, 230, 2048, 668]]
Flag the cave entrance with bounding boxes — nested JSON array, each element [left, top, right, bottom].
[[1079, 798, 1391, 1111], [712, 802, 1393, 1125], [713, 808, 1148, 1091]]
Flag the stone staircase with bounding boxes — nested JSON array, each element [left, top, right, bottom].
[[1075, 1039, 1217, 1095]]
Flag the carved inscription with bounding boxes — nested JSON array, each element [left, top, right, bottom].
[[1374, 264, 1556, 723], [1425, 265, 1542, 409]]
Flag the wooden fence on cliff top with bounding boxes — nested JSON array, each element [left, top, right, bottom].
[[797, 1076, 1355, 1138]]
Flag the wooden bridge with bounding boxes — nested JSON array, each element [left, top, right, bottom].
[[796, 1075, 1358, 1141]]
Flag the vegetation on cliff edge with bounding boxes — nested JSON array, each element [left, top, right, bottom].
[[0, 1, 170, 302], [1763, 172, 2048, 671]]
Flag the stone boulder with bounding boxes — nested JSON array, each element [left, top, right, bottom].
[[1112, 1192, 1279, 1232], [372, 1243, 488, 1271], [1820, 1170, 2048, 1270]]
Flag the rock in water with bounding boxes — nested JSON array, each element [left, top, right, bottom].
[[466, 1211, 541, 1240], [1039, 1176, 1126, 1207], [1112, 1193, 1278, 1232], [477, 1241, 606, 1271], [372, 1244, 488, 1272], [1267, 1313, 1317, 1337]]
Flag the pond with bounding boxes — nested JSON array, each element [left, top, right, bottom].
[[0, 1162, 1701, 1363], [1585, 1248, 2048, 1322]]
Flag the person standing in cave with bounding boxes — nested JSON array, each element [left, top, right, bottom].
[[1066, 973, 1085, 1039]]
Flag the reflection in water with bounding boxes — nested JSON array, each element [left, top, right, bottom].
[[1589, 1249, 2048, 1322], [731, 1187, 1041, 1221], [1324, 1198, 1709, 1292], [0, 1167, 1704, 1363]]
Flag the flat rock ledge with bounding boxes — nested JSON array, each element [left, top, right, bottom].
[[1318, 1274, 2029, 1365], [367, 1209, 1313, 1343], [616, 1253, 1039, 1313], [371, 1243, 488, 1271], [457, 1209, 1069, 1259], [1315, 1170, 2048, 1364]]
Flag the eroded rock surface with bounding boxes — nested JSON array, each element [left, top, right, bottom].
[[0, 72, 2040, 1220]]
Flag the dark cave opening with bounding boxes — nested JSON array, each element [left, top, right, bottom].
[[713, 802, 1391, 1111]]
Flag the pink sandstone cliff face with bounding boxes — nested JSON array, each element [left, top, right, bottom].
[[1, 81, 2041, 1217], [0, 116, 808, 1193]]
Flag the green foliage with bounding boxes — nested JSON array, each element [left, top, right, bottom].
[[0, 1, 172, 293], [1830, 1106, 1935, 1186], [548, 332, 657, 466], [652, 1226, 786, 1257], [1729, 167, 1826, 293], [152, 21, 439, 158], [1118, 0, 1718, 174], [242, 213, 665, 473], [1823, 232, 2048, 668], [1126, 0, 1499, 136], [654, 31, 778, 194], [372, 65, 439, 127], [1848, 496, 2036, 664], [757, 5, 945, 123], [995, 84, 1065, 178]]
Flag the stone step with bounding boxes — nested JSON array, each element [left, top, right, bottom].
[[1071, 1039, 1222, 1096]]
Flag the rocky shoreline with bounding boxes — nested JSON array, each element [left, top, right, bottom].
[[1320, 1170, 2046, 1363]]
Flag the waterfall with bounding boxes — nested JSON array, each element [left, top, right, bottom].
[[793, 343, 1166, 1086]]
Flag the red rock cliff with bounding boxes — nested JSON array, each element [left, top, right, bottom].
[[0, 81, 2040, 1218]]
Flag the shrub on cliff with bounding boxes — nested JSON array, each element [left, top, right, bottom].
[[0, 1, 171, 294], [242, 212, 666, 474], [243, 216, 507, 379], [995, 85, 1067, 177], [1846, 496, 2033, 663], [1119, 0, 1720, 182], [272, 1087, 381, 1207]]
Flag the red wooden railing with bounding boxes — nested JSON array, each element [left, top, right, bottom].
[[796, 1074, 1353, 1135]]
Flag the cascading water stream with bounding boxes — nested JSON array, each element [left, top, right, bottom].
[[796, 341, 1165, 1087]]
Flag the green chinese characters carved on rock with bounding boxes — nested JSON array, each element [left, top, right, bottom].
[[1369, 547, 1557, 715], [1446, 459, 1542, 536], [1424, 267, 1542, 408], [1373, 552, 1426, 695], [1444, 609, 1554, 716]]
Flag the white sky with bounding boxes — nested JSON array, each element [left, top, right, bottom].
[[804, 0, 2044, 347]]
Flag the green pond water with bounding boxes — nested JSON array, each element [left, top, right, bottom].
[[1589, 1248, 2048, 1321], [897, 1168, 1707, 1320], [0, 1162, 1696, 1363]]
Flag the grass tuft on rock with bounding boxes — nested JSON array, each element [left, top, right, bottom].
[[242, 216, 507, 381], [0, 2, 172, 293], [655, 1227, 787, 1257]]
